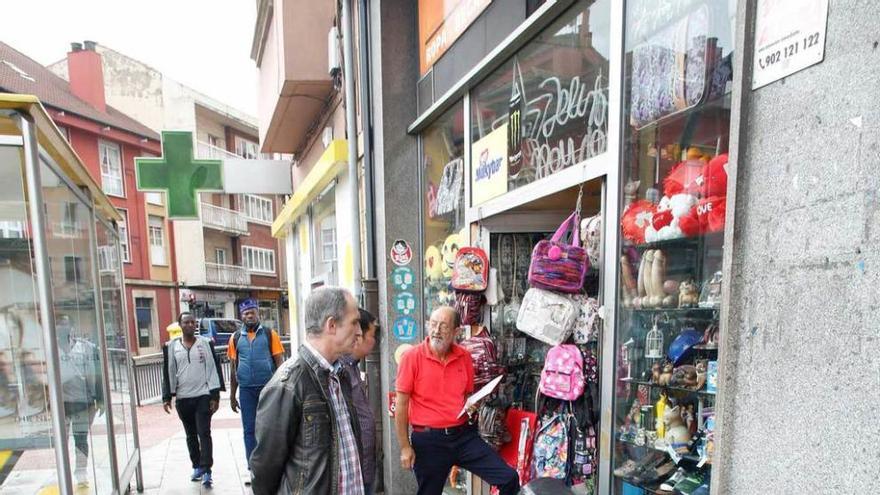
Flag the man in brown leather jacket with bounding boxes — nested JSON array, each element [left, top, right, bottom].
[[250, 287, 364, 494]]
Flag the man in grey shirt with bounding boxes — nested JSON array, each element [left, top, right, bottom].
[[341, 308, 380, 495], [162, 312, 224, 487]]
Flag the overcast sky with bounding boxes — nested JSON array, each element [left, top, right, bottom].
[[4, 0, 259, 117]]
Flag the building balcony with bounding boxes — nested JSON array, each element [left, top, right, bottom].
[[200, 202, 249, 236], [251, 0, 336, 153], [205, 263, 250, 286]]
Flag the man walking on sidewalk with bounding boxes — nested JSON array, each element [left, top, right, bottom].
[[228, 298, 284, 474], [341, 309, 380, 495], [162, 312, 224, 487], [250, 287, 364, 494]]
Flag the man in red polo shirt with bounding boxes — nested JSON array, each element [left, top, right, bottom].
[[395, 306, 519, 495]]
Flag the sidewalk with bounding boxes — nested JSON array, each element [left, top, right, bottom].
[[137, 395, 252, 494]]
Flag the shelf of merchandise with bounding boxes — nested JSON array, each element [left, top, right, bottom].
[[633, 92, 733, 133], [630, 307, 718, 316], [620, 378, 715, 397], [632, 231, 724, 252]]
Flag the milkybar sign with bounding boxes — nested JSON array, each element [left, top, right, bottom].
[[420, 0, 492, 74], [471, 123, 508, 205]]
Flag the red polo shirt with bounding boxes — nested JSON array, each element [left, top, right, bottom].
[[396, 338, 474, 428]]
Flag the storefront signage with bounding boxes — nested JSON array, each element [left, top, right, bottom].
[[752, 0, 829, 89], [394, 292, 417, 316], [471, 124, 508, 205], [392, 316, 418, 342], [419, 0, 492, 74], [391, 266, 416, 290], [390, 239, 414, 266]]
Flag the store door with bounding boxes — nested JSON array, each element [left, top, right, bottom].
[[470, 176, 609, 494]]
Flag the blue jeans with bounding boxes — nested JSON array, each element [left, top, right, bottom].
[[239, 386, 263, 466]]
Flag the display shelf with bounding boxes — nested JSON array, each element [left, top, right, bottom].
[[620, 378, 716, 397], [691, 344, 719, 351], [630, 307, 718, 317], [634, 92, 733, 133], [632, 231, 724, 252], [617, 438, 705, 466]]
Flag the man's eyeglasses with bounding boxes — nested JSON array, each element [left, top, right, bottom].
[[426, 320, 453, 332]]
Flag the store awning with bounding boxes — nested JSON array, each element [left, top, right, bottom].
[[271, 139, 347, 238]]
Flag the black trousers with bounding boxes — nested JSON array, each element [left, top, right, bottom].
[[411, 425, 519, 495], [176, 395, 213, 470]]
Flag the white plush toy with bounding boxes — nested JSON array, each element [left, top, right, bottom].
[[644, 193, 698, 243]]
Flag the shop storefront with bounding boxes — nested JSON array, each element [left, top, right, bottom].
[[402, 0, 737, 493], [0, 95, 141, 493]]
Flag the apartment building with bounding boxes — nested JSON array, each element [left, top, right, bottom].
[[49, 44, 290, 334]]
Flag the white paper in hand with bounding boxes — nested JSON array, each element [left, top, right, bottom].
[[458, 374, 504, 418]]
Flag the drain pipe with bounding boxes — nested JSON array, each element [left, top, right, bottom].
[[341, 0, 363, 299]]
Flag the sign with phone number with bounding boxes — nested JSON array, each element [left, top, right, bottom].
[[752, 0, 828, 89]]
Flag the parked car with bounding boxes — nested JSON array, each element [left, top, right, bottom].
[[197, 318, 243, 347]]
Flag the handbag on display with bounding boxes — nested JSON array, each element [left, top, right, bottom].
[[460, 325, 504, 387], [435, 158, 463, 216], [539, 344, 585, 401], [515, 288, 578, 346], [451, 246, 489, 292], [570, 294, 601, 344], [528, 213, 589, 293], [454, 292, 485, 326], [580, 214, 602, 268]]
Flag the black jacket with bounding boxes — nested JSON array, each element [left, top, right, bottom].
[[251, 345, 363, 495]]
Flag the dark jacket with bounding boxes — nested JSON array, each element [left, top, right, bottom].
[[250, 345, 363, 495]]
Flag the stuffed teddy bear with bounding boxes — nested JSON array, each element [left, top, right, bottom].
[[657, 361, 674, 386], [669, 365, 698, 389], [678, 279, 700, 308]]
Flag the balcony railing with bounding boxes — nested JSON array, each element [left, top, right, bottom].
[[200, 202, 248, 235], [205, 262, 250, 286], [196, 141, 240, 160]]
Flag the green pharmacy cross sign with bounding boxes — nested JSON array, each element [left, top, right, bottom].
[[135, 131, 223, 218]]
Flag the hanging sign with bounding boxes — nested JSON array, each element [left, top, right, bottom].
[[471, 123, 508, 205], [390, 239, 413, 266], [752, 0, 829, 89], [391, 266, 416, 290], [392, 316, 418, 342]]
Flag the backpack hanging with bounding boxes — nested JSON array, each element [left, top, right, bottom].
[[451, 246, 489, 292], [531, 404, 574, 481], [460, 326, 504, 387], [539, 344, 585, 401]]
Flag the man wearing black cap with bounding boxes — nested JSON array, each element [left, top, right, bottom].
[[228, 298, 284, 477]]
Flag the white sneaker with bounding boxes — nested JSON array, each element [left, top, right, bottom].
[[660, 468, 686, 491]]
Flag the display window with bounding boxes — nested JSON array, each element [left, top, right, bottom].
[[421, 103, 466, 317], [470, 0, 610, 200], [611, 0, 736, 493]]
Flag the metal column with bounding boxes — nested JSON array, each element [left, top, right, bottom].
[[18, 113, 74, 495], [342, 0, 364, 299]]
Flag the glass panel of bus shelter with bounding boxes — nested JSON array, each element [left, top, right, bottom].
[[0, 144, 58, 491], [612, 0, 736, 493], [96, 219, 135, 476], [470, 0, 610, 200], [41, 158, 113, 494]]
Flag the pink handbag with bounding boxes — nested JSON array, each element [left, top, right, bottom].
[[528, 213, 589, 293]]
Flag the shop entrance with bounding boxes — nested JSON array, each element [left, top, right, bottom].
[[466, 176, 608, 494]]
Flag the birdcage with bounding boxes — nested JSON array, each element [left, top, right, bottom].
[[645, 319, 664, 359]]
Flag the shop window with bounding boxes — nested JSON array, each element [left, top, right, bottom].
[[99, 140, 124, 197], [243, 245, 276, 274], [117, 209, 131, 262], [421, 102, 465, 315], [612, 0, 736, 493], [135, 297, 156, 349], [470, 1, 610, 201], [258, 299, 280, 331], [148, 215, 167, 265]]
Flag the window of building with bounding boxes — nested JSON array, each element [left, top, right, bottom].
[[215, 248, 227, 265], [60, 201, 77, 236], [238, 194, 274, 223], [117, 209, 130, 263], [0, 220, 24, 238], [310, 185, 338, 285], [99, 140, 124, 197], [320, 215, 337, 264], [148, 215, 166, 265], [135, 297, 155, 348], [64, 255, 82, 282], [258, 299, 279, 331], [208, 134, 220, 147], [98, 245, 118, 274], [145, 192, 163, 205], [242, 246, 275, 274], [234, 135, 260, 159]]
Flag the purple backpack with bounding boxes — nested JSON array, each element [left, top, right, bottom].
[[528, 213, 589, 293]]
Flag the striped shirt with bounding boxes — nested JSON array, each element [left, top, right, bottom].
[[304, 342, 364, 495]]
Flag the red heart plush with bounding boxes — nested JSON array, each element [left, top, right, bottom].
[[663, 159, 705, 197], [621, 200, 656, 244], [697, 196, 727, 233], [652, 209, 674, 230]]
